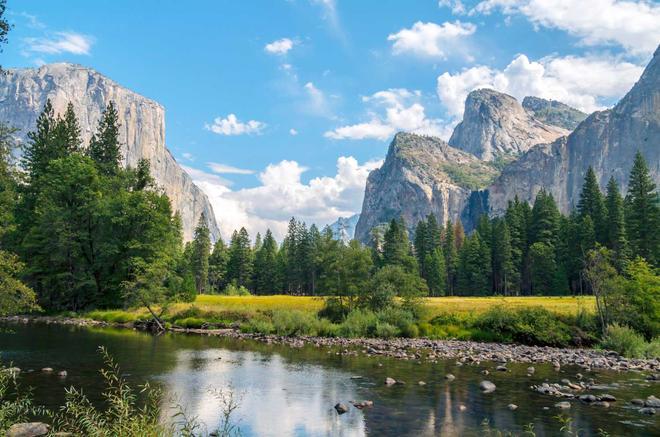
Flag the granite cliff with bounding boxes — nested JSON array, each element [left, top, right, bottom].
[[522, 96, 587, 131], [0, 63, 220, 242]]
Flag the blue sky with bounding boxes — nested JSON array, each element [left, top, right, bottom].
[[3, 0, 659, 239]]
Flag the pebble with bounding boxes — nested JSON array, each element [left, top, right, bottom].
[[418, 381, 426, 386], [645, 395, 660, 408], [507, 404, 518, 411], [57, 370, 67, 377], [482, 370, 489, 375], [555, 401, 571, 409], [385, 377, 396, 385], [527, 366, 535, 374], [351, 400, 373, 409], [600, 394, 616, 402], [579, 394, 597, 403], [6, 422, 49, 437], [496, 365, 507, 372], [41, 367, 53, 373], [631, 399, 645, 406], [445, 374, 455, 381], [459, 404, 467, 412], [334, 403, 348, 414], [480, 380, 496, 393], [639, 407, 656, 415]]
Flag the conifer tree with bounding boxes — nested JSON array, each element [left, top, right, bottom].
[[443, 219, 458, 295], [191, 215, 211, 294], [227, 227, 253, 289], [88, 102, 122, 175], [382, 218, 416, 272], [253, 229, 279, 294], [604, 177, 629, 269], [424, 248, 446, 296], [208, 238, 228, 293], [625, 152, 659, 265], [492, 219, 514, 295], [578, 167, 607, 243]]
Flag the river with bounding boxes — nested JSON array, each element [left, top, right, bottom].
[[0, 321, 657, 436]]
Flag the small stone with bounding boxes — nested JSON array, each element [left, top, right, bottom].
[[645, 395, 660, 408], [600, 394, 616, 402], [593, 401, 610, 408], [480, 380, 496, 393], [41, 367, 53, 373], [334, 403, 349, 414], [482, 370, 489, 375], [579, 394, 597, 403], [507, 404, 518, 411], [527, 366, 535, 374], [553, 362, 561, 370], [561, 378, 571, 385], [646, 373, 659, 381], [631, 398, 645, 406], [639, 407, 656, 415], [57, 370, 67, 377], [7, 422, 49, 437], [575, 373, 583, 380], [445, 374, 455, 381], [459, 404, 467, 412], [385, 377, 396, 385], [555, 401, 571, 409], [418, 381, 426, 386], [496, 365, 507, 372]]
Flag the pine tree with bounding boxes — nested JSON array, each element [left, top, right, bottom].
[[191, 215, 211, 294], [382, 218, 416, 272], [577, 167, 607, 243], [443, 219, 458, 295], [61, 102, 82, 154], [413, 219, 428, 274], [605, 177, 629, 269], [22, 100, 57, 182], [530, 189, 560, 247], [625, 152, 659, 265], [456, 232, 490, 295], [88, 102, 122, 175], [208, 238, 228, 293], [253, 229, 279, 294], [424, 248, 446, 296], [492, 219, 514, 295], [227, 227, 253, 289]]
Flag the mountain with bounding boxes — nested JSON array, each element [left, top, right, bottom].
[[328, 214, 360, 243], [522, 96, 588, 130], [354, 132, 498, 242], [488, 45, 660, 216], [0, 63, 220, 242], [448, 89, 568, 161]]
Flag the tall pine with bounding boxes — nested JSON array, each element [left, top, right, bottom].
[[625, 152, 659, 265]]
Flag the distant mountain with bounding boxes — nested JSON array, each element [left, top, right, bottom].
[[522, 96, 588, 131], [448, 89, 567, 161], [328, 214, 360, 243], [488, 45, 660, 216], [354, 132, 498, 242], [0, 63, 220, 242]]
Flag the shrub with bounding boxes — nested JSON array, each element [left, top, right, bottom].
[[223, 284, 251, 296], [375, 322, 399, 338], [87, 310, 139, 324], [599, 323, 648, 358], [338, 310, 378, 338], [318, 297, 350, 323], [173, 317, 206, 329], [240, 318, 275, 334], [643, 337, 660, 359], [271, 310, 319, 336]]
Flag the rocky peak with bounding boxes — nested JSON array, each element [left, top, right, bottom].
[[448, 88, 568, 161], [0, 63, 220, 242], [522, 96, 588, 130], [328, 214, 360, 243], [354, 132, 498, 242]]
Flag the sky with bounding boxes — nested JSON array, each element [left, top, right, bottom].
[[3, 0, 659, 240]]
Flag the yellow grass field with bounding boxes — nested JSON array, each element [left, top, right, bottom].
[[172, 294, 595, 317]]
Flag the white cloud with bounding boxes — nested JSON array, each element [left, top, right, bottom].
[[24, 31, 94, 55], [207, 162, 254, 175], [387, 21, 476, 58], [204, 114, 266, 136], [438, 0, 467, 14], [186, 157, 383, 240], [264, 38, 294, 55], [325, 88, 450, 140], [471, 0, 660, 56], [181, 152, 194, 161], [289, 128, 299, 136], [436, 53, 644, 118], [310, 0, 347, 43], [303, 82, 332, 117]]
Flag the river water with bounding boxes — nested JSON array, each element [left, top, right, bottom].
[[0, 322, 658, 436]]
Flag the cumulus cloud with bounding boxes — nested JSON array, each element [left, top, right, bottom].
[[438, 0, 467, 14], [387, 21, 476, 58], [204, 114, 266, 136], [437, 53, 644, 118], [24, 31, 94, 55], [470, 0, 660, 56], [207, 163, 254, 175], [264, 38, 294, 55], [289, 128, 299, 136], [325, 89, 450, 140], [186, 156, 382, 240]]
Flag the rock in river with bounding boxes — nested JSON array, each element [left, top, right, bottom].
[[507, 404, 518, 411], [480, 381, 496, 393], [555, 402, 571, 409], [385, 377, 397, 385], [445, 374, 455, 381], [334, 403, 349, 414], [645, 395, 660, 408]]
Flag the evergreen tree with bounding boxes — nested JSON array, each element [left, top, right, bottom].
[[253, 229, 279, 294], [191, 215, 211, 294], [208, 238, 228, 293], [424, 248, 446, 296], [382, 218, 416, 272], [88, 102, 122, 175], [413, 219, 428, 274], [625, 152, 659, 265], [226, 227, 253, 289], [492, 219, 514, 295], [456, 232, 490, 295], [530, 189, 560, 247], [443, 219, 458, 295], [604, 177, 629, 269], [577, 167, 607, 243], [504, 196, 530, 294]]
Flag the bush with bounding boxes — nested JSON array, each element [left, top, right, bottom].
[[173, 317, 206, 329], [223, 284, 251, 296], [375, 322, 399, 338], [338, 310, 379, 338], [240, 318, 275, 334], [599, 323, 649, 358], [318, 297, 350, 323], [271, 310, 319, 336], [87, 310, 139, 324]]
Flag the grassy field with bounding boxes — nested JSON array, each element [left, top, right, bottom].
[[166, 294, 595, 317]]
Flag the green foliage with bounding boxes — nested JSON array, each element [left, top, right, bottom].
[[87, 102, 121, 176], [439, 161, 499, 190], [191, 215, 211, 294], [599, 323, 659, 358], [625, 151, 659, 265], [0, 365, 43, 434], [226, 228, 253, 289], [0, 250, 38, 315], [473, 306, 573, 346], [223, 283, 251, 296]]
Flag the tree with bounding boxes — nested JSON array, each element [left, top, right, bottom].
[[578, 167, 607, 242], [0, 251, 38, 316], [191, 215, 211, 294], [625, 151, 659, 265], [528, 242, 564, 295], [253, 229, 279, 294], [226, 228, 253, 289], [88, 102, 122, 175], [364, 265, 427, 312], [424, 248, 446, 296], [443, 219, 458, 295], [604, 177, 629, 270], [530, 189, 560, 247], [492, 219, 514, 295], [382, 218, 417, 272], [208, 238, 229, 293], [583, 246, 620, 333], [456, 232, 490, 295]]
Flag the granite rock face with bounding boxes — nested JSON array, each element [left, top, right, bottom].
[[449, 89, 568, 161], [355, 133, 498, 242], [0, 63, 220, 241], [488, 45, 660, 215], [522, 96, 587, 131], [328, 214, 360, 243]]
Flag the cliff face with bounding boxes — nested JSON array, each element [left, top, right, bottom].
[[0, 63, 220, 242], [488, 45, 660, 215], [448, 89, 567, 161], [328, 214, 360, 243], [522, 96, 587, 131], [354, 133, 498, 242]]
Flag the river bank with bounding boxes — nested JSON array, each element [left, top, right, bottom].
[[3, 315, 658, 374]]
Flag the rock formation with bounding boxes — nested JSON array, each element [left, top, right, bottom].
[[448, 89, 567, 161], [354, 133, 498, 242], [328, 214, 360, 243], [488, 45, 660, 216], [0, 63, 220, 241], [522, 96, 587, 131]]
